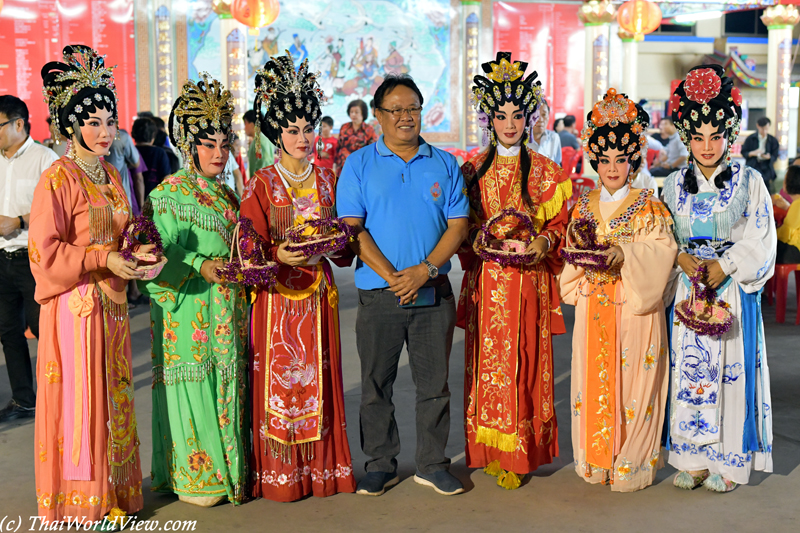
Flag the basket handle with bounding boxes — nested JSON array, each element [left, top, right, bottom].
[[228, 222, 244, 266]]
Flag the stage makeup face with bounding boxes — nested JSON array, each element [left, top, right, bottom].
[[690, 120, 728, 173], [280, 117, 314, 160], [597, 147, 630, 194], [493, 101, 525, 149], [77, 108, 117, 157], [195, 131, 230, 179]]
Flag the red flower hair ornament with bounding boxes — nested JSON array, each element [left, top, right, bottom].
[[731, 86, 743, 107], [684, 68, 722, 104]]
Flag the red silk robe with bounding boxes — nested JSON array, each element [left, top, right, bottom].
[[241, 165, 356, 502], [457, 148, 571, 475]]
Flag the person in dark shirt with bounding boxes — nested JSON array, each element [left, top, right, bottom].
[[742, 116, 780, 189], [558, 114, 580, 150], [131, 117, 171, 198]]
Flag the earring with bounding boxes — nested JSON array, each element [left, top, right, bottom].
[[489, 129, 496, 146]]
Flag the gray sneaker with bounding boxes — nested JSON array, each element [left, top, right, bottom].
[[413, 470, 464, 496], [356, 472, 400, 496]]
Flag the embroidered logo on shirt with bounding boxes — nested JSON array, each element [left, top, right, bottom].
[[431, 182, 442, 201]]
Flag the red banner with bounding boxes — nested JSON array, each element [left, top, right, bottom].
[[0, 0, 137, 141], [493, 2, 585, 129]]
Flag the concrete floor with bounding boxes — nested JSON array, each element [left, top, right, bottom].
[[1, 263, 798, 532]]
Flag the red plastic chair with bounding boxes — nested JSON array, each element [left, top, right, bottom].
[[765, 264, 800, 324], [567, 176, 596, 211], [567, 150, 583, 179], [647, 148, 660, 168], [561, 147, 577, 172], [467, 146, 482, 160]]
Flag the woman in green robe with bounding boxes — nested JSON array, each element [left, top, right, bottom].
[[139, 75, 247, 507]]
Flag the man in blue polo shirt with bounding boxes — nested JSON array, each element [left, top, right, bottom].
[[337, 74, 469, 497]]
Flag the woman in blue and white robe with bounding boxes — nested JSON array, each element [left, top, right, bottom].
[[662, 65, 775, 492]]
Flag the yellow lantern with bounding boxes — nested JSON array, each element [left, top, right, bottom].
[[231, 0, 280, 28], [617, 0, 662, 42]]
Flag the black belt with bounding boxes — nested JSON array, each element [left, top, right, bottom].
[[0, 248, 27, 258]]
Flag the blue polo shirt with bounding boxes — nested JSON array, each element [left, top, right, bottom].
[[336, 136, 470, 290]]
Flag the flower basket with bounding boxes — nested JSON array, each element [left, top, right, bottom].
[[285, 217, 354, 257], [474, 208, 539, 267], [118, 216, 167, 280], [675, 265, 733, 337], [216, 217, 278, 288], [560, 218, 618, 274]]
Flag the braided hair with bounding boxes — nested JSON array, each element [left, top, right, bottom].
[[670, 64, 743, 194]]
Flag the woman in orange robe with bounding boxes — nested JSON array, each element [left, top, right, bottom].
[[457, 52, 572, 489], [558, 90, 677, 491], [242, 52, 356, 502], [30, 46, 147, 524]]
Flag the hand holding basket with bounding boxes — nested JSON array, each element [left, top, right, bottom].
[[559, 218, 618, 273], [285, 217, 354, 257], [474, 208, 539, 267], [674, 264, 733, 337], [216, 217, 278, 288], [118, 216, 167, 280]]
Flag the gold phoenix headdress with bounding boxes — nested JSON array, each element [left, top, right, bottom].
[[580, 88, 650, 174], [168, 73, 234, 172], [41, 45, 117, 138], [253, 50, 324, 153], [470, 52, 543, 146]]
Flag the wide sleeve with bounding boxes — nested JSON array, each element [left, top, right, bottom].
[[558, 264, 585, 307], [718, 171, 777, 292], [138, 190, 207, 311], [29, 165, 109, 304], [618, 221, 679, 314]]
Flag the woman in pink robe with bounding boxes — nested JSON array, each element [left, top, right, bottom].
[[29, 46, 147, 524]]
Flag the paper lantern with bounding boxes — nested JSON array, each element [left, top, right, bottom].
[[231, 0, 280, 28], [617, 0, 662, 42]]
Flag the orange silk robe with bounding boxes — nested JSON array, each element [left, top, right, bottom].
[[558, 188, 677, 491], [29, 158, 142, 522], [457, 148, 571, 474]]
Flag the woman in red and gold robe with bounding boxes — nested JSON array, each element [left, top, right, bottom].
[[243, 52, 356, 502], [457, 52, 572, 489]]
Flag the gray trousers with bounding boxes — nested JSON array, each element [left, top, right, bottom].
[[356, 280, 456, 475]]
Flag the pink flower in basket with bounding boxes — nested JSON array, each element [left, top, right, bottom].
[[192, 329, 208, 343], [502, 241, 527, 253]]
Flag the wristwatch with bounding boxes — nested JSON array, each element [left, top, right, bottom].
[[421, 259, 438, 279]]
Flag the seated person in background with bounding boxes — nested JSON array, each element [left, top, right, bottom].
[[649, 117, 688, 177], [776, 165, 800, 264]]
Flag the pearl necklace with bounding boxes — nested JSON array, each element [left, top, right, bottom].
[[68, 150, 107, 185], [276, 160, 313, 184]]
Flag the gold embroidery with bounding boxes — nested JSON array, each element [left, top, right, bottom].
[[29, 241, 41, 264], [44, 168, 66, 191], [44, 361, 61, 383]]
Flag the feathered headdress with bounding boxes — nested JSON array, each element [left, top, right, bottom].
[[168, 73, 234, 173], [41, 45, 117, 138], [253, 50, 324, 155], [470, 52, 543, 146]]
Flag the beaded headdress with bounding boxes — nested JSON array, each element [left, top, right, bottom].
[[41, 45, 117, 138], [253, 50, 324, 154], [581, 88, 650, 175], [168, 73, 234, 172], [670, 64, 742, 167], [470, 52, 543, 147]]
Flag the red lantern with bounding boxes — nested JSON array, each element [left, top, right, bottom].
[[231, 0, 280, 28], [617, 0, 662, 42]]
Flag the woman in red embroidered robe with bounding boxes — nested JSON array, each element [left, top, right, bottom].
[[31, 46, 145, 524], [559, 90, 677, 491], [242, 52, 356, 502], [457, 53, 571, 489]]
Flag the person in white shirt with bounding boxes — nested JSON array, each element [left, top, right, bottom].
[[0, 95, 58, 422], [528, 99, 562, 165], [650, 117, 688, 176]]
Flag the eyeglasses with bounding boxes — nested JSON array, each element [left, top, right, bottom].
[[0, 118, 21, 129], [377, 106, 423, 119]]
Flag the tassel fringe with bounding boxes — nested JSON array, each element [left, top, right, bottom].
[[475, 425, 518, 453], [152, 197, 233, 246], [483, 460, 503, 478], [497, 471, 522, 490], [533, 179, 572, 232], [703, 473, 737, 493], [153, 357, 244, 386]]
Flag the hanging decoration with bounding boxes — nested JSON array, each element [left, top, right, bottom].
[[230, 0, 280, 28], [212, 0, 232, 17], [617, 0, 662, 42]]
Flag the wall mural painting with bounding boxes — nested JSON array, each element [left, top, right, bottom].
[[185, 0, 455, 136]]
